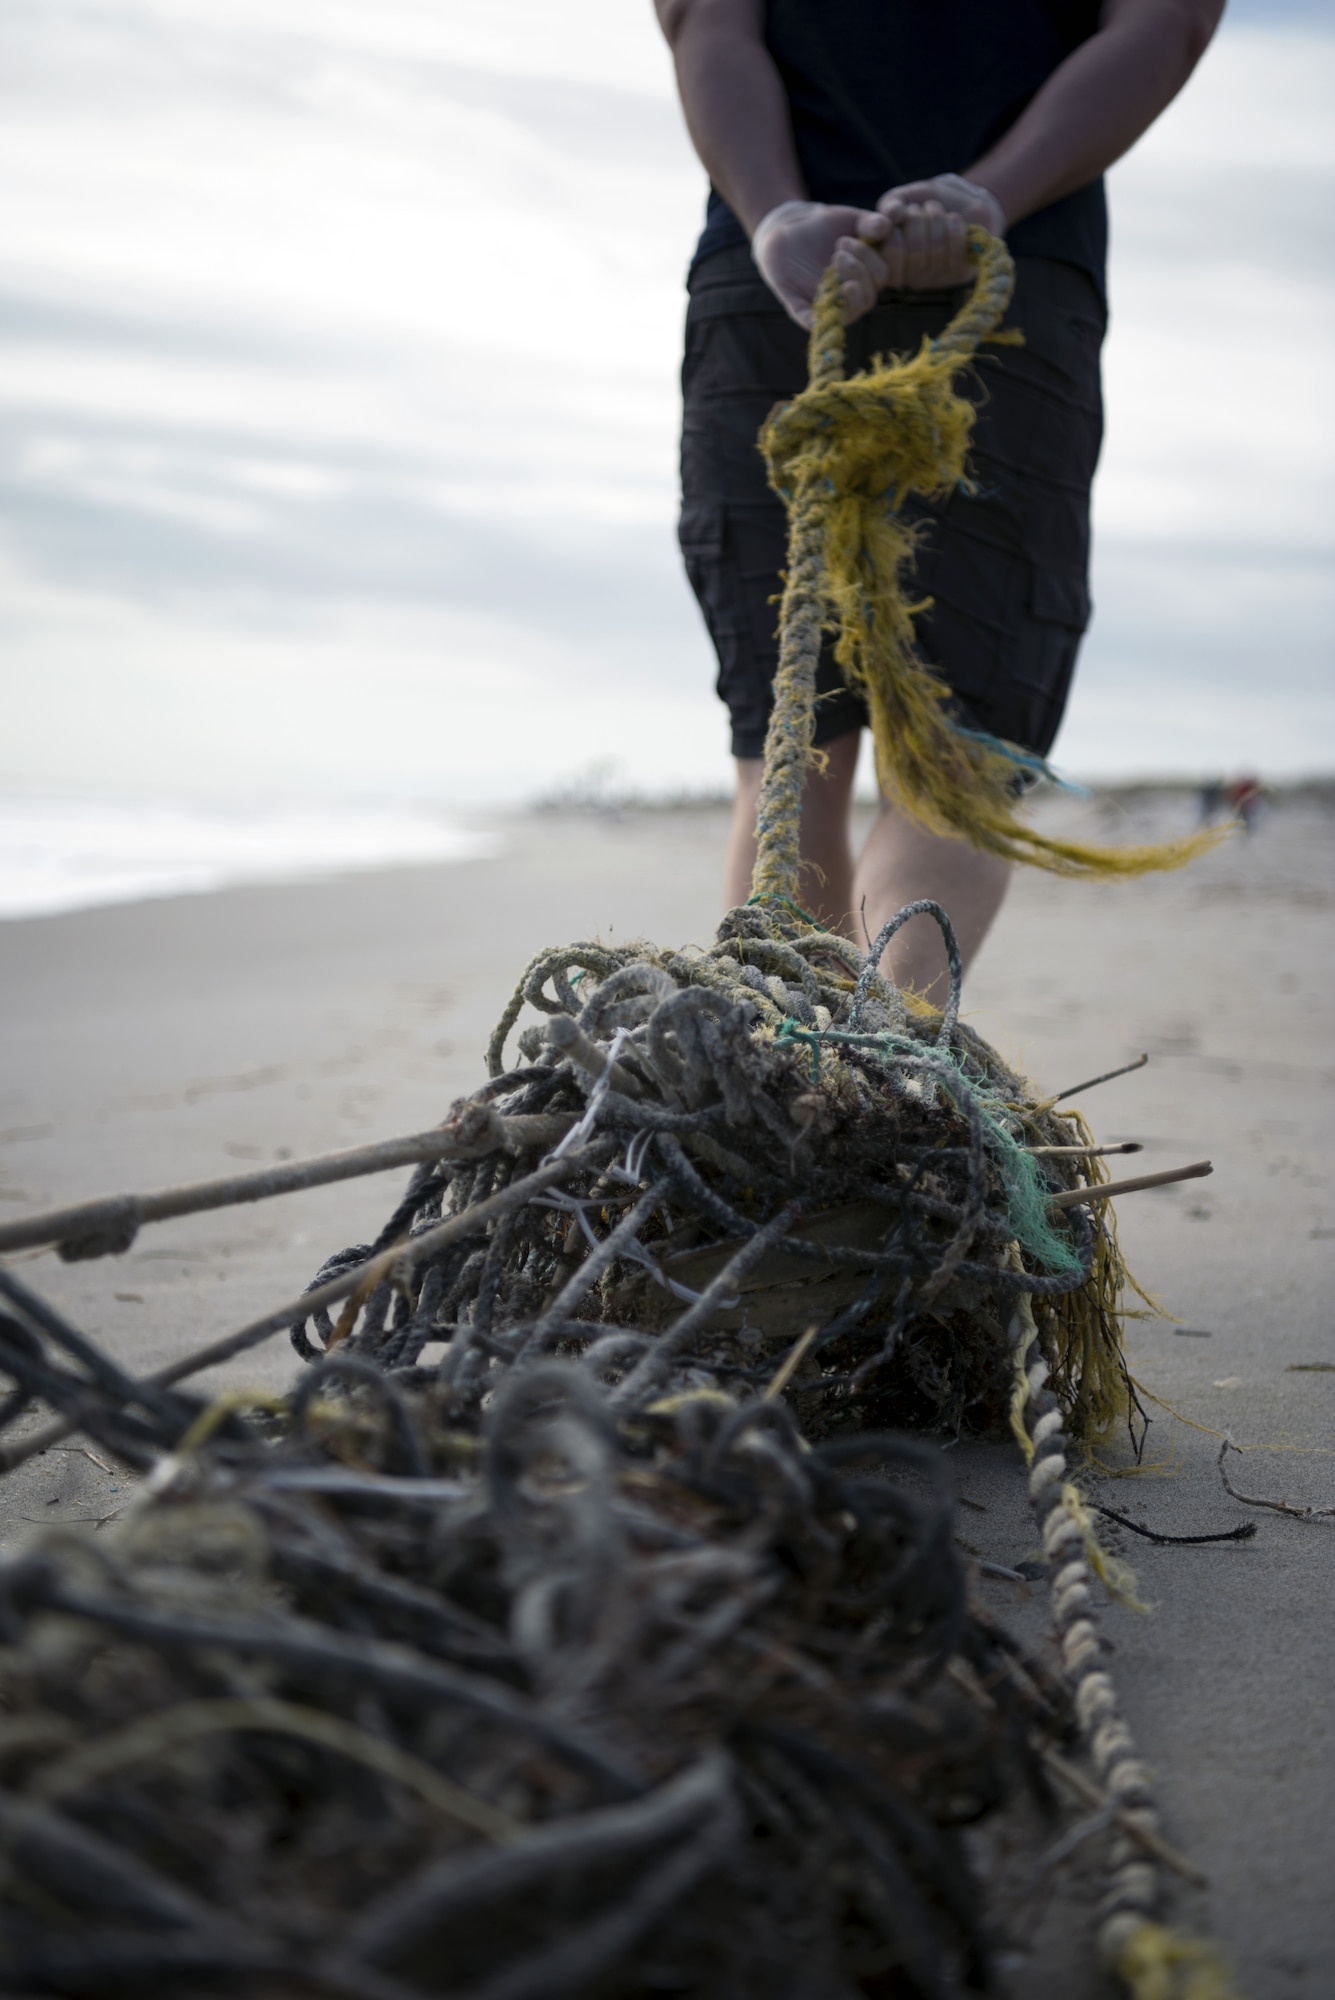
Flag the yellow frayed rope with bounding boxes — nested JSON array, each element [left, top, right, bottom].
[[752, 228, 1223, 898], [1112, 1920, 1239, 2000]]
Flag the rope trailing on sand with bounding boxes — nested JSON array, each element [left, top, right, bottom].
[[753, 227, 1222, 894], [1008, 1254, 1239, 2000]]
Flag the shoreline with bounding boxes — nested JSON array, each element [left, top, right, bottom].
[[2, 776, 1331, 928]]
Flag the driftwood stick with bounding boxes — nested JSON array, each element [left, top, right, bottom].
[[1039, 1748, 1208, 1888], [0, 1115, 576, 1262], [1025, 1142, 1142, 1158], [0, 1144, 604, 1476], [946, 1661, 1207, 1886], [1053, 1053, 1149, 1102], [1047, 1159, 1212, 1212], [156, 1146, 606, 1385]]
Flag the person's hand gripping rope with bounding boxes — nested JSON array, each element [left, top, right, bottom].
[[752, 175, 1006, 329]]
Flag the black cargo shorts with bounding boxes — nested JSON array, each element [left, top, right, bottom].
[[678, 247, 1106, 762]]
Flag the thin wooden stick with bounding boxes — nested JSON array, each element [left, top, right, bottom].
[[763, 1323, 820, 1403], [1053, 1053, 1149, 1101], [0, 1144, 604, 1476], [1025, 1142, 1142, 1158], [1039, 1747, 1208, 1887], [1047, 1159, 1211, 1212], [0, 1115, 575, 1261], [945, 1660, 1206, 1885]]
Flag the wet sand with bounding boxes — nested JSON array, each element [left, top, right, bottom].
[[1, 787, 1332, 1995]]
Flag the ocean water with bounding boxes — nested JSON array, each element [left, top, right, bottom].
[[0, 793, 502, 920]]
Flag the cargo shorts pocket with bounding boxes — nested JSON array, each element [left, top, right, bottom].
[[678, 500, 743, 659], [1001, 569, 1092, 757]]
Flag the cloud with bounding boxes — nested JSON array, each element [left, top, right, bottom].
[[0, 5, 1330, 797], [0, 551, 728, 805]]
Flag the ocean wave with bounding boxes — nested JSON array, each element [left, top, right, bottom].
[[0, 793, 501, 919]]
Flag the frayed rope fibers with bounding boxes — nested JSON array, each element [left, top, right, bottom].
[[753, 227, 1225, 893], [1114, 1919, 1239, 2000]]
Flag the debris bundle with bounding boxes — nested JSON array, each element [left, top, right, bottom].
[[0, 893, 1148, 1998], [0, 1337, 1073, 1998], [289, 900, 1135, 1454]]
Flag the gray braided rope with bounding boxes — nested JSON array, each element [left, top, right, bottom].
[[1007, 1264, 1166, 1973], [750, 284, 846, 906]]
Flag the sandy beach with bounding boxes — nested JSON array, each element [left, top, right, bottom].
[[2, 785, 1332, 1996]]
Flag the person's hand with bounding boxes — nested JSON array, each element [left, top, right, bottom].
[[875, 174, 1006, 290], [751, 199, 892, 329]]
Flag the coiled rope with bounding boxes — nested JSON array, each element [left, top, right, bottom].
[[753, 226, 1222, 897]]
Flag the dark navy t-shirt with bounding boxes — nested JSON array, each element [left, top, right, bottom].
[[693, 0, 1107, 292]]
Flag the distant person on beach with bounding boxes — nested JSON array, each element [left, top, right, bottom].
[[655, 0, 1224, 996], [1228, 773, 1263, 834]]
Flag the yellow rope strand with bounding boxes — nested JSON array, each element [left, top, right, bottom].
[[1112, 1919, 1240, 2000], [752, 287, 849, 902], [754, 228, 1224, 896]]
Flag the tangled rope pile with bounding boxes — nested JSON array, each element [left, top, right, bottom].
[[287, 900, 1133, 1451], [0, 1291, 1076, 1999], [0, 903, 1169, 1999]]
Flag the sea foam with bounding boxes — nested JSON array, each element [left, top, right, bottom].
[[0, 792, 500, 919]]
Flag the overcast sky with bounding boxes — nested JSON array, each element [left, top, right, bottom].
[[1, 0, 1331, 803]]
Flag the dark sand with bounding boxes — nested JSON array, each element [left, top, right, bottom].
[[2, 788, 1332, 1995]]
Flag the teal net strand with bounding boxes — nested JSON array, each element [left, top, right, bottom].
[[773, 1019, 1082, 1276]]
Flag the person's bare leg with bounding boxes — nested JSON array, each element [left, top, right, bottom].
[[725, 734, 1010, 1000], [724, 732, 861, 924], [852, 795, 1012, 1003]]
